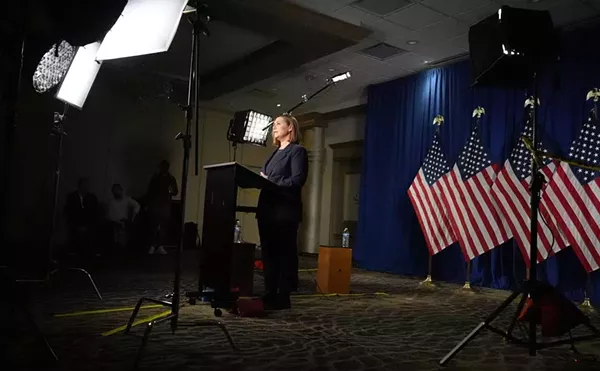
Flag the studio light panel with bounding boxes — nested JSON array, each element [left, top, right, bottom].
[[56, 42, 102, 109], [242, 111, 271, 146], [96, 0, 189, 61]]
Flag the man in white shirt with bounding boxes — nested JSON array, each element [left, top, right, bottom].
[[106, 184, 140, 251]]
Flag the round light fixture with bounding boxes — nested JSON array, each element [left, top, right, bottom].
[[33, 40, 76, 94], [407, 40, 419, 45]]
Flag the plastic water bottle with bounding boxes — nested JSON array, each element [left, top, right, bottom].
[[234, 219, 242, 243], [342, 228, 350, 248]]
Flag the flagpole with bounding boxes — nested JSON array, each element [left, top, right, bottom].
[[419, 255, 436, 287], [581, 273, 595, 311], [462, 260, 472, 290]]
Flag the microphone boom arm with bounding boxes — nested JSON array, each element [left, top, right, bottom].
[[263, 80, 336, 132]]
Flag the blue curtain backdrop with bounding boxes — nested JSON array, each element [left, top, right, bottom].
[[356, 25, 600, 304]]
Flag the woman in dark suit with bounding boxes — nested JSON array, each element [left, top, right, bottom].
[[258, 114, 308, 310]]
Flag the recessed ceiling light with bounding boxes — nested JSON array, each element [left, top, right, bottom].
[[328, 68, 335, 72], [277, 103, 281, 107], [424, 60, 431, 64], [406, 40, 418, 45]]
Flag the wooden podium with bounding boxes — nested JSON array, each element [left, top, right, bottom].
[[317, 246, 352, 294], [198, 162, 270, 300]]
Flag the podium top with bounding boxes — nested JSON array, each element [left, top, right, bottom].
[[203, 162, 271, 189]]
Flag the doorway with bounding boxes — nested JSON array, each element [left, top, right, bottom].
[[329, 140, 362, 247]]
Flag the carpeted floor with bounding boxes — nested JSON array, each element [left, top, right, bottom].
[[5, 251, 600, 371]]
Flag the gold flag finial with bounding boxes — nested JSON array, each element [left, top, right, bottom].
[[524, 96, 541, 108], [433, 114, 444, 126], [472, 106, 485, 119], [586, 88, 600, 102]]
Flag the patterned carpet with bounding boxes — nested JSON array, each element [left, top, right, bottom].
[[6, 251, 600, 371]]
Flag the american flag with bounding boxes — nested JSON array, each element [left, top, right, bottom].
[[490, 108, 569, 265], [440, 118, 511, 260], [541, 108, 600, 272], [408, 129, 457, 255]]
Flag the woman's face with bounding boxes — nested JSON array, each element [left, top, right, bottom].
[[272, 117, 292, 141]]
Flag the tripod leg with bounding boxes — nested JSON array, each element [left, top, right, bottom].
[[506, 292, 528, 337], [75, 268, 102, 300], [440, 322, 485, 366], [50, 268, 103, 300], [133, 321, 154, 370], [125, 298, 146, 334], [216, 322, 237, 351], [25, 307, 58, 361], [440, 290, 521, 366]]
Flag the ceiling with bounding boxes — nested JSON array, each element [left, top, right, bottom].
[[207, 0, 600, 116], [104, 0, 600, 117]]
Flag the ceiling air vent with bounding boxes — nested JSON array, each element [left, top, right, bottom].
[[247, 88, 277, 99], [352, 0, 413, 16], [359, 42, 407, 61]]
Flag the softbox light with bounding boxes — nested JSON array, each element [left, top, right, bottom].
[[228, 110, 272, 147], [469, 6, 558, 87], [55, 42, 102, 109], [95, 0, 188, 61]]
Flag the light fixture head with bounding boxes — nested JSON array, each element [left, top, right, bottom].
[[183, 5, 196, 14], [96, 0, 188, 61], [33, 41, 76, 93], [330, 71, 351, 83], [228, 110, 272, 147], [55, 42, 102, 109], [406, 40, 419, 45]]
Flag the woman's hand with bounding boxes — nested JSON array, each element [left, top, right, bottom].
[[260, 172, 268, 179]]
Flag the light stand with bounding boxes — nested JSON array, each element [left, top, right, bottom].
[[124, 7, 236, 369], [440, 75, 600, 366], [16, 104, 103, 300]]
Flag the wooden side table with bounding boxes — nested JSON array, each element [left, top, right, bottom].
[[316, 246, 352, 294]]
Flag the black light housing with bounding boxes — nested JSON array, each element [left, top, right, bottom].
[[468, 6, 558, 87], [227, 110, 272, 147]]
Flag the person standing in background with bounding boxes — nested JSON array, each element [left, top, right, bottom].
[[146, 160, 178, 255], [105, 183, 140, 253], [64, 177, 99, 257]]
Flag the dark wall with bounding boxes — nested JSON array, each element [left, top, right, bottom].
[[4, 65, 185, 250]]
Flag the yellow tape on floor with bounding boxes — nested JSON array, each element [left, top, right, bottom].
[[101, 310, 172, 337], [255, 268, 318, 273], [294, 292, 389, 298], [54, 304, 164, 318]]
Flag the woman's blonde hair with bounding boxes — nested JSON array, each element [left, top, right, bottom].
[[272, 114, 302, 146]]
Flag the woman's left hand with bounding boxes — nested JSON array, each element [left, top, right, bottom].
[[260, 172, 268, 179]]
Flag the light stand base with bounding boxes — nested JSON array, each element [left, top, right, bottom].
[[125, 297, 236, 370], [440, 280, 600, 366], [17, 265, 103, 301]]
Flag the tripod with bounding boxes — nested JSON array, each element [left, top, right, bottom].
[[440, 82, 600, 366], [124, 7, 236, 369]]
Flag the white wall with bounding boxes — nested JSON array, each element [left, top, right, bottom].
[[319, 113, 365, 246]]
